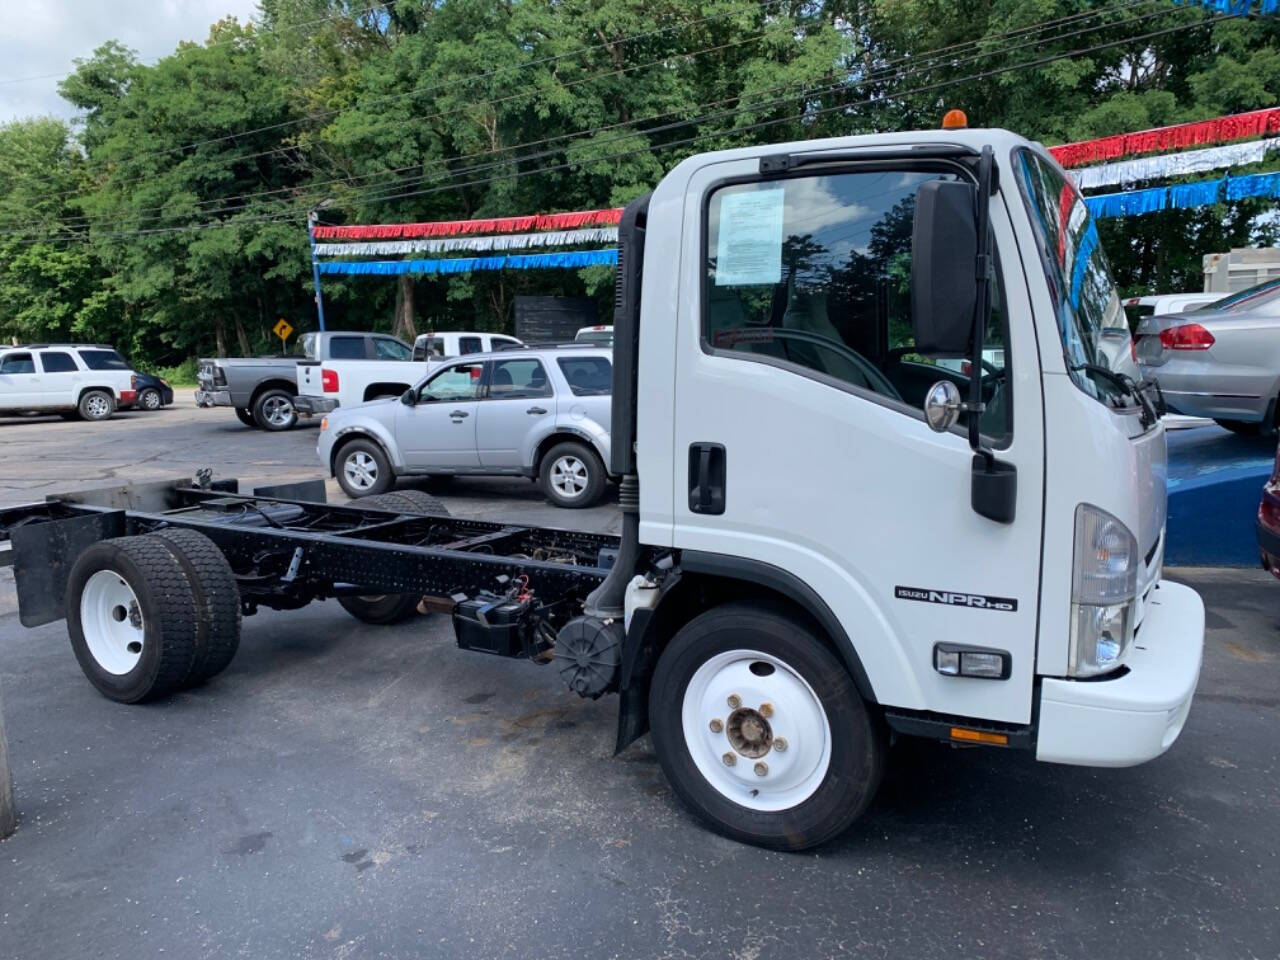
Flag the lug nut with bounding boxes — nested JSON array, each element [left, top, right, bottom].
[[722, 752, 736, 767], [773, 737, 788, 752], [759, 702, 774, 718], [709, 718, 723, 734], [727, 694, 741, 709], [753, 761, 769, 777]]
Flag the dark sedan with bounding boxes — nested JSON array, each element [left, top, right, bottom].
[[123, 371, 175, 411]]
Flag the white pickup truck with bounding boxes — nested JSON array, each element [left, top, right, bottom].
[[293, 332, 431, 418], [411, 331, 523, 360]]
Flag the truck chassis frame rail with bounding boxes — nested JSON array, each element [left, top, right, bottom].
[[0, 478, 627, 699]]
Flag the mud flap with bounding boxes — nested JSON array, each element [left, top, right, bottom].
[[11, 511, 125, 627]]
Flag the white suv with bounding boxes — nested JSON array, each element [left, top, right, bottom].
[[317, 345, 613, 507], [0, 345, 138, 421]]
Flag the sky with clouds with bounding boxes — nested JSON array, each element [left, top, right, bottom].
[[0, 0, 261, 122]]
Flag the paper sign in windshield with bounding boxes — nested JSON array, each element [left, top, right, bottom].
[[715, 187, 785, 286]]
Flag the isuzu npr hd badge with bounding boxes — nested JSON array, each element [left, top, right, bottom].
[[894, 586, 1018, 612]]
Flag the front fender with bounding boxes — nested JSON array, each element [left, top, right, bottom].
[[329, 421, 404, 471], [527, 416, 612, 470]]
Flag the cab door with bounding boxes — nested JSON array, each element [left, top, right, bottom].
[[394, 360, 483, 469], [669, 155, 1044, 725]]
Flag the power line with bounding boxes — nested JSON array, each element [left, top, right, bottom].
[[2, 0, 1175, 233], [5, 0, 1167, 216], [28, 10, 1236, 245], [0, 1, 400, 86], [62, 0, 789, 172]]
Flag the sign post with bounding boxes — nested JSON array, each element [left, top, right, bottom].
[[273, 317, 294, 352], [0, 683, 14, 839]]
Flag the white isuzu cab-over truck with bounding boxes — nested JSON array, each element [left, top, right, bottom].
[[0, 125, 1203, 851]]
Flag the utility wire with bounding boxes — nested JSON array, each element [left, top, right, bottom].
[[34, 0, 1165, 203], [3, 0, 1174, 233], [35, 11, 1235, 244]]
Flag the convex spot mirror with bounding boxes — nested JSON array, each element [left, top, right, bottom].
[[911, 179, 978, 358], [924, 380, 962, 432]]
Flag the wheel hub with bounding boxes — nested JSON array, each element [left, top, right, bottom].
[[726, 707, 773, 758]]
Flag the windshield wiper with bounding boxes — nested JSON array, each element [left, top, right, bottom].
[[1070, 362, 1156, 428]]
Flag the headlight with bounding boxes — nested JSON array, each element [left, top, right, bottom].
[[1069, 504, 1139, 676]]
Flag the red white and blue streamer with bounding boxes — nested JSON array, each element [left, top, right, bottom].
[[312, 228, 618, 258], [317, 249, 619, 276], [1050, 107, 1280, 169], [312, 207, 622, 240], [1085, 170, 1280, 219]]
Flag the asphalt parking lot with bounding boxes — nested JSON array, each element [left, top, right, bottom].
[[1, 396, 1279, 959]]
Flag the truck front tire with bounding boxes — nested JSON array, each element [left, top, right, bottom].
[[253, 389, 297, 431], [648, 603, 886, 851]]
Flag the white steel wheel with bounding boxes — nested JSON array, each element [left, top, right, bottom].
[[550, 455, 588, 499], [681, 649, 831, 812], [79, 569, 146, 675], [343, 450, 380, 491], [648, 603, 885, 850]]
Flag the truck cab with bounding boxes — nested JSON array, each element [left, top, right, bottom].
[[602, 126, 1203, 847]]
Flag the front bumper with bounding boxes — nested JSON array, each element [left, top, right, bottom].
[[1036, 579, 1204, 767], [294, 395, 339, 416], [195, 389, 232, 408]]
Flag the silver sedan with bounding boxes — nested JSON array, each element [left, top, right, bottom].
[[1136, 278, 1280, 434]]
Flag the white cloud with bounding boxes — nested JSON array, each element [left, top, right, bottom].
[[0, 0, 261, 122]]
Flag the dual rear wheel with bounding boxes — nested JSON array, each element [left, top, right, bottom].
[[67, 529, 242, 703]]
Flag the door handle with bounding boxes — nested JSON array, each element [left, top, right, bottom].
[[526, 406, 548, 415], [687, 442, 726, 515], [449, 410, 470, 418]]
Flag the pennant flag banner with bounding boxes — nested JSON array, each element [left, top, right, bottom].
[[1071, 139, 1278, 189], [1050, 107, 1280, 169], [312, 207, 623, 240], [312, 228, 618, 258], [1084, 170, 1280, 219], [317, 249, 619, 276]]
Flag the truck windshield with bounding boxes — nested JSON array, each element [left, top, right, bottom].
[[1014, 149, 1130, 405]]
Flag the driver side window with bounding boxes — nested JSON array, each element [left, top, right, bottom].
[[419, 362, 484, 402], [704, 170, 1010, 443]]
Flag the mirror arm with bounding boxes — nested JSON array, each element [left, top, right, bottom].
[[968, 146, 995, 471]]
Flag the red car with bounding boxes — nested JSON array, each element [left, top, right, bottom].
[[1257, 441, 1280, 577]]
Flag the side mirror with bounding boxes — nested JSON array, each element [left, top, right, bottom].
[[911, 180, 978, 356], [923, 380, 962, 432], [400, 389, 416, 406]]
